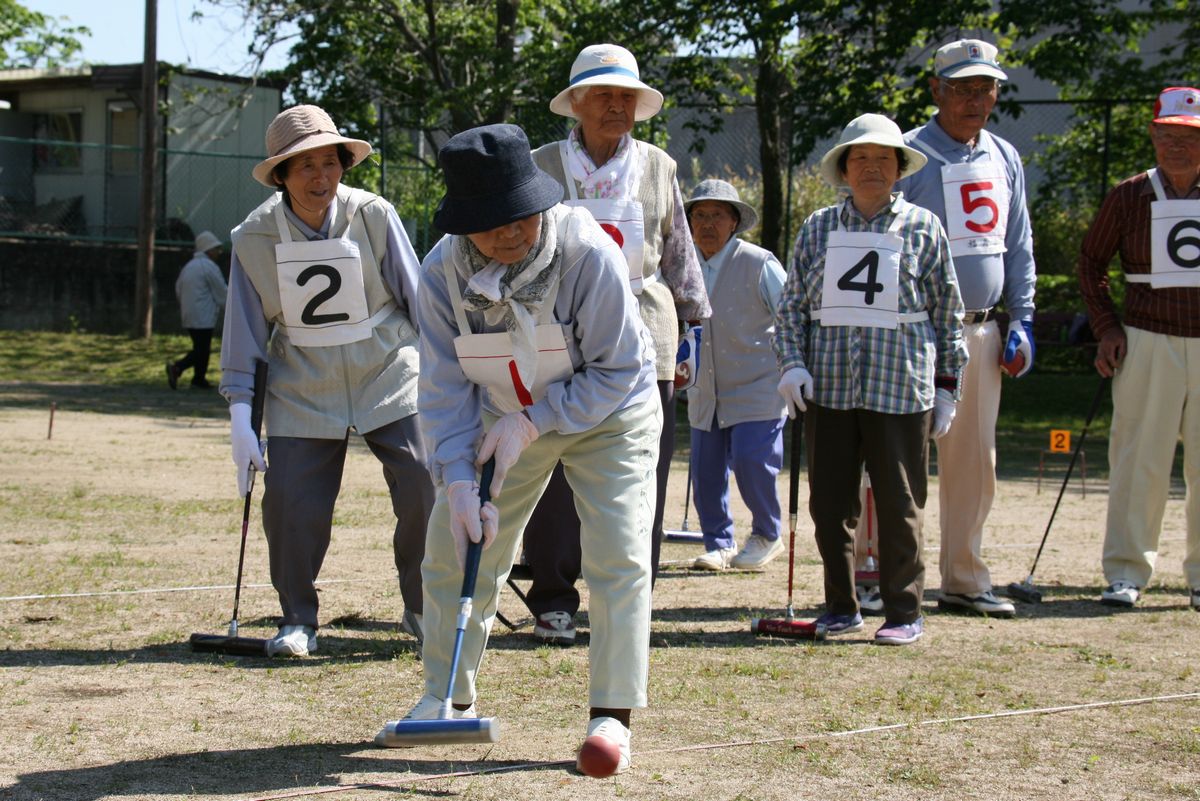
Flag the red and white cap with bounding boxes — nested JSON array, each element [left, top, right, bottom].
[[1153, 87, 1200, 128]]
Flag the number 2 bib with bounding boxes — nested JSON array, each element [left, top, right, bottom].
[[1146, 167, 1200, 289], [273, 198, 376, 347], [912, 138, 1009, 258], [819, 202, 904, 329]]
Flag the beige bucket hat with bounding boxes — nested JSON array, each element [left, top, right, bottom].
[[819, 114, 928, 188], [549, 43, 664, 122], [251, 105, 372, 188]]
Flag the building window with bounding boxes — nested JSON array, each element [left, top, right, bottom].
[[108, 101, 138, 175], [33, 110, 83, 172]]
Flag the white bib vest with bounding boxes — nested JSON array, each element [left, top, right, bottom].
[[912, 136, 1009, 258], [816, 200, 920, 330], [443, 220, 575, 415], [273, 195, 394, 347], [1134, 167, 1200, 289], [557, 140, 651, 293]]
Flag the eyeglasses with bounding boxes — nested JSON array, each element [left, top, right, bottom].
[[941, 80, 998, 99]]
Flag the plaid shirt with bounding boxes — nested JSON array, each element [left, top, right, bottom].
[[774, 194, 967, 414]]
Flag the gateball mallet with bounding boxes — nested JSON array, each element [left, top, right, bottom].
[[190, 361, 273, 656], [751, 415, 827, 640], [1006, 377, 1109, 604], [375, 459, 501, 746]]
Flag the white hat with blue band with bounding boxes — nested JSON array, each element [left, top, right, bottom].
[[549, 43, 664, 121]]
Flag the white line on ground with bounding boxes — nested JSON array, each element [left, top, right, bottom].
[[242, 691, 1200, 801], [0, 577, 391, 603]]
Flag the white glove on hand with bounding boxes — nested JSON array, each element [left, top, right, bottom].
[[476, 411, 539, 498], [446, 479, 499, 572], [930, 388, 957, 439], [777, 366, 815, 418], [230, 403, 267, 497]]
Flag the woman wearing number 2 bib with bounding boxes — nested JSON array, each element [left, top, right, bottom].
[[219, 105, 434, 657], [774, 114, 967, 646]]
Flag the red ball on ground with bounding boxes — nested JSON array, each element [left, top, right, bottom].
[[577, 734, 621, 778]]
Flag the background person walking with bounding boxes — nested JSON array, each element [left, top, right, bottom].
[[167, 230, 227, 390]]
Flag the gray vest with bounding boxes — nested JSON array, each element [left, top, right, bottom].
[[231, 186, 420, 438], [687, 239, 786, 430]]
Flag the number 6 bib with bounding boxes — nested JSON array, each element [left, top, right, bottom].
[[819, 202, 904, 329], [273, 200, 374, 347], [1146, 167, 1200, 289]]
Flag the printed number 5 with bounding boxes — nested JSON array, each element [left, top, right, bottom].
[[961, 181, 999, 233], [298, 264, 350, 325]]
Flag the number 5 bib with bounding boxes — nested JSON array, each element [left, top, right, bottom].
[[273, 198, 382, 347], [818, 202, 905, 329], [1144, 167, 1200, 289], [912, 138, 1009, 258]]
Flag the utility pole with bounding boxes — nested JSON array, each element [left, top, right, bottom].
[[133, 0, 158, 338]]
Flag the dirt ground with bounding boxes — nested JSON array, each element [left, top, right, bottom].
[[0, 399, 1197, 801]]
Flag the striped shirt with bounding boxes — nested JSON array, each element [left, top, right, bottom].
[[1077, 170, 1200, 339], [774, 194, 967, 414]]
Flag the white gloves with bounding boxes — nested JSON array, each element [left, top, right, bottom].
[[777, 366, 815, 418], [446, 479, 499, 572], [930, 388, 957, 439], [476, 411, 539, 497], [230, 403, 267, 497], [1001, 320, 1035, 378]]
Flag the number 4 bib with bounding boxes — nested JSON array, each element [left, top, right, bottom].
[[819, 201, 904, 329], [912, 138, 1009, 258]]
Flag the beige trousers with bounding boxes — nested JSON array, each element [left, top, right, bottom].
[[1102, 326, 1200, 589], [420, 400, 661, 709], [935, 321, 1002, 594]]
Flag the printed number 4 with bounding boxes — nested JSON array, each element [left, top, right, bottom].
[[961, 181, 999, 233], [298, 264, 350, 325], [837, 251, 884, 305]]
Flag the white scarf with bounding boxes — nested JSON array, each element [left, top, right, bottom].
[[565, 126, 645, 200], [457, 207, 562, 391]]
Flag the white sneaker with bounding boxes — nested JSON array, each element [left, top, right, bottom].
[[693, 546, 736, 571], [375, 693, 477, 747], [267, 624, 317, 657], [856, 584, 884, 615], [731, 535, 784, 571], [401, 609, 423, 644], [533, 611, 576, 645], [576, 716, 631, 776], [1100, 580, 1140, 607]]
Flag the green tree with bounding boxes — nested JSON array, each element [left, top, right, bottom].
[[0, 0, 88, 68]]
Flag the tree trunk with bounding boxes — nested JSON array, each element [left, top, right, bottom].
[[755, 39, 787, 260], [133, 0, 157, 339]]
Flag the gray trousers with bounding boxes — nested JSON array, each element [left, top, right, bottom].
[[261, 413, 434, 628]]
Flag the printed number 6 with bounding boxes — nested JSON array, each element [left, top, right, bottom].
[[960, 181, 999, 234], [1167, 220, 1200, 269], [298, 264, 350, 325]]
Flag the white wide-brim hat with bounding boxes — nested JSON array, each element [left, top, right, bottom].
[[818, 114, 928, 189], [549, 43, 664, 122], [252, 105, 372, 188], [194, 230, 222, 252], [684, 179, 759, 235]]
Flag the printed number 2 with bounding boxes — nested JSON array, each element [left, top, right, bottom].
[[960, 181, 999, 233], [837, 250, 884, 305], [298, 264, 350, 325], [1167, 220, 1200, 269]]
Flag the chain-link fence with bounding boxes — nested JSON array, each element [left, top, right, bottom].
[[0, 98, 1156, 259]]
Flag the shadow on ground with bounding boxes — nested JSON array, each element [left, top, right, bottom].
[[9, 742, 567, 801], [0, 381, 226, 420]]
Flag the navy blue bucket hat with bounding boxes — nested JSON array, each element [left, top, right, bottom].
[[433, 124, 564, 235]]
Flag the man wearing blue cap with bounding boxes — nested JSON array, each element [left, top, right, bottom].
[[895, 38, 1037, 619]]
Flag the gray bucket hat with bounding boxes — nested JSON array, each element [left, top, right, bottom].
[[684, 179, 759, 235]]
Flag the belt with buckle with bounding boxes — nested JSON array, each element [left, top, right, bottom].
[[963, 307, 995, 325]]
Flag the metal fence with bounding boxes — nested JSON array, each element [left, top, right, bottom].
[[0, 98, 1155, 258]]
